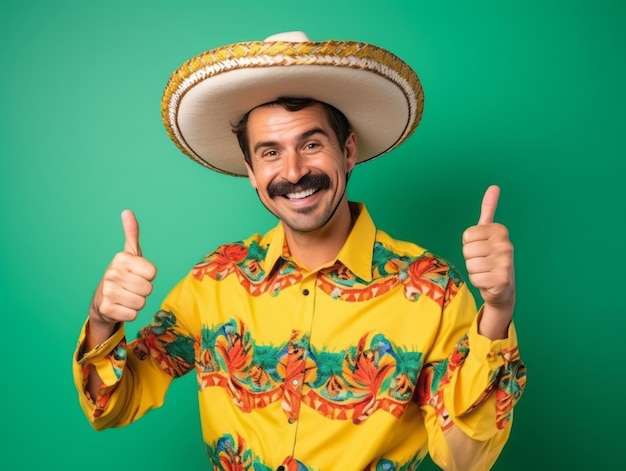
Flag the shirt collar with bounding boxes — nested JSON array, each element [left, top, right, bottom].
[[263, 222, 286, 273], [335, 202, 375, 282], [262, 202, 376, 282]]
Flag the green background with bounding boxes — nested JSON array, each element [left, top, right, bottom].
[[1, 0, 624, 469]]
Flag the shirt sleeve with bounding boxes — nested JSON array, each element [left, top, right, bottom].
[[416, 283, 527, 470], [72, 277, 198, 430]]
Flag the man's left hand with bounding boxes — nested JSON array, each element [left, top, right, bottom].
[[462, 185, 515, 339]]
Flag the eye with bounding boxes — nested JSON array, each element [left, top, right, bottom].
[[303, 141, 322, 153], [262, 149, 279, 159]]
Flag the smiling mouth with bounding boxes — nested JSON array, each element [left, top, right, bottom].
[[285, 188, 319, 200], [268, 173, 331, 199]]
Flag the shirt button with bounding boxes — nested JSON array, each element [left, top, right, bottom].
[[487, 352, 497, 361], [302, 288, 310, 296], [288, 418, 296, 424], [292, 379, 299, 386], [277, 466, 286, 471]]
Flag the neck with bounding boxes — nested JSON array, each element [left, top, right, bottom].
[[283, 201, 355, 271]]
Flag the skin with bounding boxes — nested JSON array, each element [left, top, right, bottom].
[[84, 102, 515, 404], [243, 103, 357, 269], [463, 185, 515, 339]]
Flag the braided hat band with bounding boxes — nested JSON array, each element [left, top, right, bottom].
[[161, 33, 424, 176]]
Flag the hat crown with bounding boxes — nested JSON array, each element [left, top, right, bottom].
[[263, 31, 310, 42]]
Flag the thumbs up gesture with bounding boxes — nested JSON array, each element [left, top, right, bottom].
[[89, 210, 157, 331], [462, 186, 516, 339]]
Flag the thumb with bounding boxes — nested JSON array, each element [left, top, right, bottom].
[[121, 209, 142, 256], [478, 185, 501, 225]]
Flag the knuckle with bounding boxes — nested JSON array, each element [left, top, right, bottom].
[[144, 259, 157, 276], [494, 223, 510, 238], [102, 267, 117, 281], [111, 251, 128, 265], [136, 296, 147, 311], [100, 283, 113, 298], [98, 299, 110, 314], [462, 244, 472, 258]]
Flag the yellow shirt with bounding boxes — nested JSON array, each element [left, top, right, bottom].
[[74, 203, 525, 470]]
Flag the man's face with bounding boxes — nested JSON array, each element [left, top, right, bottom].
[[244, 102, 357, 234]]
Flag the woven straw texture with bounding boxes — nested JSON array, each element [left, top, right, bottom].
[[161, 40, 424, 174]]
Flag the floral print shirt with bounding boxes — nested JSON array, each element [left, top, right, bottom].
[[74, 203, 525, 470]]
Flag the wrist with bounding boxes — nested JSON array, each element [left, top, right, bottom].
[[477, 302, 514, 340], [87, 304, 120, 349]]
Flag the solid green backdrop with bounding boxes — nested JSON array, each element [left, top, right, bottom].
[[1, 0, 624, 469]]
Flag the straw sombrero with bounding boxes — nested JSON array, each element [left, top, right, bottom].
[[161, 31, 424, 177]]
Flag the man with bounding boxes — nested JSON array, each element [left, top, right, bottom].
[[74, 32, 526, 470]]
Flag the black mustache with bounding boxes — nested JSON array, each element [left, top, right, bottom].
[[268, 174, 331, 198]]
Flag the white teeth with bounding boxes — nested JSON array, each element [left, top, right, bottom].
[[286, 188, 317, 199]]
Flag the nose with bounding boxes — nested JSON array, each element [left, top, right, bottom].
[[280, 149, 310, 183]]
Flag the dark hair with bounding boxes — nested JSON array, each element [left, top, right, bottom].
[[232, 97, 352, 167]]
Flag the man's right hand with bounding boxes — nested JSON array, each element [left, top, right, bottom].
[[87, 210, 157, 343]]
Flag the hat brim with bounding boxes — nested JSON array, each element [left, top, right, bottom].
[[162, 40, 424, 177]]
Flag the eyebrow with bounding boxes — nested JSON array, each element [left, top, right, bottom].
[[253, 127, 330, 154]]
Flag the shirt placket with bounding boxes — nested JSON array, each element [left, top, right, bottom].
[[281, 272, 317, 466]]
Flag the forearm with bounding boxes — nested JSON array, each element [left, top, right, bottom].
[[477, 301, 514, 340], [83, 310, 120, 400], [440, 420, 510, 471]]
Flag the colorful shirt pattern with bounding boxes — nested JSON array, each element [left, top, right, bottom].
[[74, 203, 526, 470]]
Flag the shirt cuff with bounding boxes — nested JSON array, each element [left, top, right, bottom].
[[443, 312, 521, 432], [75, 319, 126, 387], [467, 309, 519, 370]]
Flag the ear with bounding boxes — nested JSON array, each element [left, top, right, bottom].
[[344, 132, 358, 173], [245, 160, 258, 189]]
